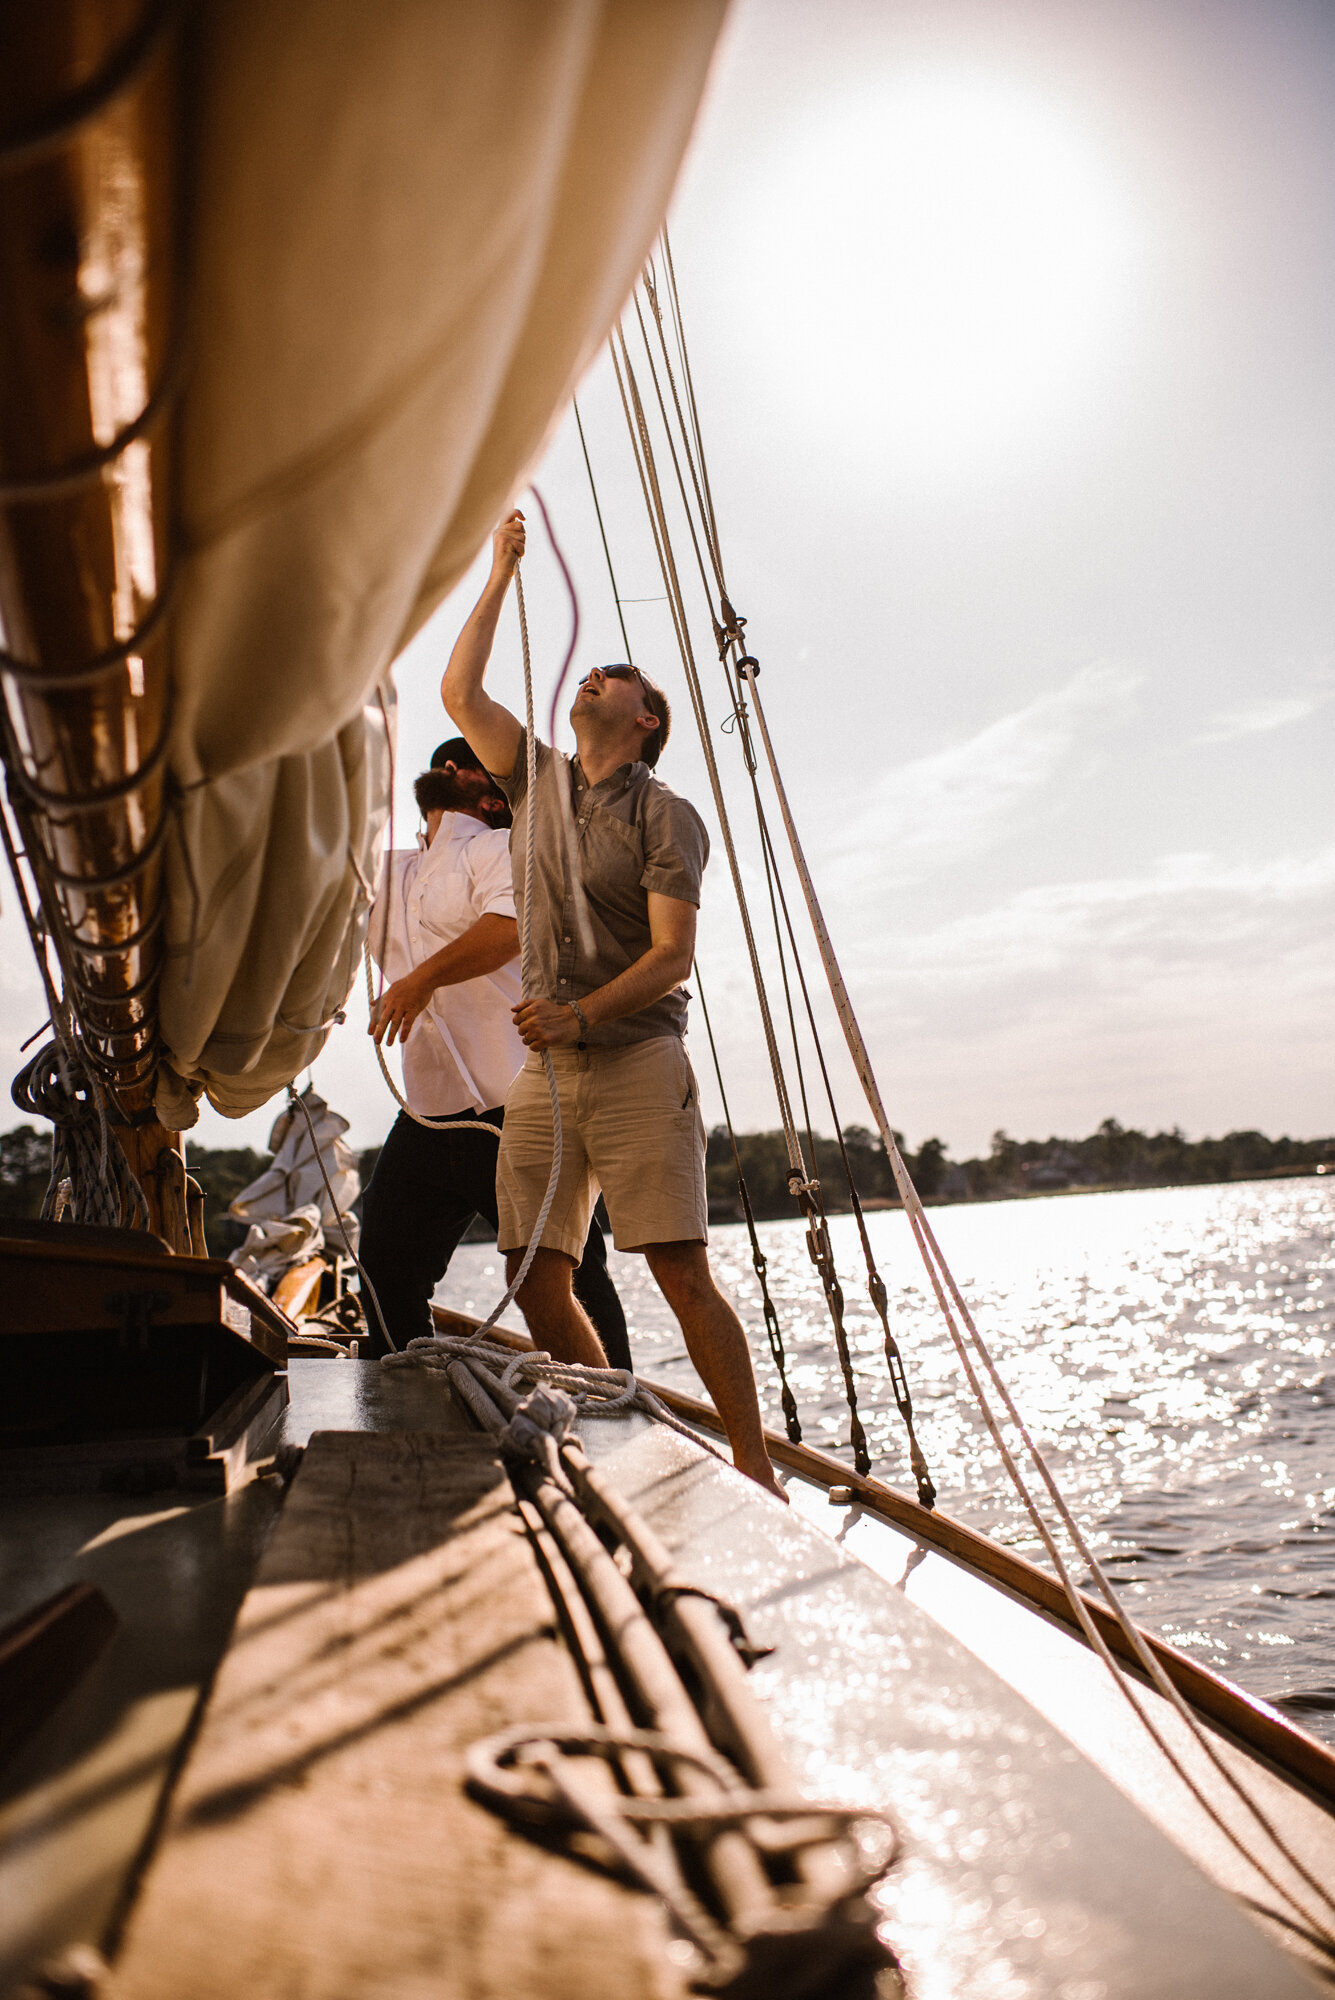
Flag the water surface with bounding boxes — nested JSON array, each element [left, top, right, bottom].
[[436, 1177, 1335, 1746]]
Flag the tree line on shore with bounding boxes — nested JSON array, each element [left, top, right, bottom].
[[2, 1116, 1330, 1243], [703, 1120, 1334, 1221]]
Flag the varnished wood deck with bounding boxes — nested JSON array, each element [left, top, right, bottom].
[[104, 1430, 683, 2000]]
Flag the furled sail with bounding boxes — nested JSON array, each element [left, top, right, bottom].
[[0, 0, 726, 1128]]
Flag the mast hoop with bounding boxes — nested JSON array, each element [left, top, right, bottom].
[[0, 341, 184, 506], [0, 0, 176, 176], [0, 575, 177, 690], [5, 711, 172, 819]]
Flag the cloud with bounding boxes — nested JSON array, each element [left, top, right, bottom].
[[1198, 678, 1334, 744], [824, 662, 1141, 878], [857, 845, 1335, 991], [816, 843, 1335, 1149]]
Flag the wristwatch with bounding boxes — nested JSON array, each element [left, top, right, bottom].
[[568, 997, 589, 1047]]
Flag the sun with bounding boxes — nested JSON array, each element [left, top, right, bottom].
[[753, 65, 1140, 478]]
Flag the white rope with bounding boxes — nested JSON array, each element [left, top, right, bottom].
[[625, 247, 1335, 1950], [286, 1081, 396, 1353], [384, 1330, 728, 1462], [737, 661, 1335, 1943], [608, 327, 808, 1183], [386, 552, 564, 1354], [363, 944, 503, 1136]]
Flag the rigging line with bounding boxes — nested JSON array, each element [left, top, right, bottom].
[[458, 552, 565, 1343], [285, 1080, 395, 1355], [694, 966, 802, 1444], [752, 799, 936, 1505], [706, 607, 933, 1492], [361, 946, 502, 1136], [730, 671, 1335, 1938], [640, 255, 726, 601], [632, 255, 1335, 1932], [530, 484, 582, 756], [658, 226, 727, 585], [370, 682, 396, 1036], [754, 814, 870, 1474], [634, 293, 920, 1409], [0, 785, 151, 1222], [528, 483, 597, 964], [611, 321, 879, 1471], [608, 325, 806, 1178], [754, 793, 819, 1159], [894, 1174, 1335, 1946], [573, 397, 634, 663], [628, 287, 722, 631]]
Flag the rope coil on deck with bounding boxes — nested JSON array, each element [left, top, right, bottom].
[[466, 1723, 898, 1994], [431, 1327, 902, 1998], [384, 1330, 730, 1466]]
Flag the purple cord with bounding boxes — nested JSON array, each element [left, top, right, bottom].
[[526, 483, 581, 749]]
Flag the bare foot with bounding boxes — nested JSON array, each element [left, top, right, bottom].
[[737, 1459, 789, 1504]]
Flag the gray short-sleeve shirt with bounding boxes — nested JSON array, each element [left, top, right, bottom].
[[498, 741, 709, 1045]]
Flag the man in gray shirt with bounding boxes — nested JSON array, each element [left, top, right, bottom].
[[443, 510, 781, 1497]]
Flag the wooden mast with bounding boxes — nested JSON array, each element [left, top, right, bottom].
[[0, 0, 188, 1245]]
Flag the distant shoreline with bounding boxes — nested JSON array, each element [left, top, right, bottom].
[[1, 1119, 1330, 1250], [701, 1123, 1334, 1226], [858, 1162, 1331, 1212]]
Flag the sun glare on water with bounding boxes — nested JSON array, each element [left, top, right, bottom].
[[755, 66, 1141, 477]]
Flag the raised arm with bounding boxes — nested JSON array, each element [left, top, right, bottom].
[[441, 512, 527, 778]]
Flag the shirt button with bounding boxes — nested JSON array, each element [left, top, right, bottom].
[[562, 933, 571, 942], [559, 977, 568, 985]]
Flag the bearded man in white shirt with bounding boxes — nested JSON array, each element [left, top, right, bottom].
[[358, 737, 630, 1363]]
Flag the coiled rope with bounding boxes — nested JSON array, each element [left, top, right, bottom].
[[11, 1026, 149, 1230], [384, 1328, 726, 1461]]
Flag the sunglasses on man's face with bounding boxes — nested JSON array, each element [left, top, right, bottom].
[[577, 665, 642, 689]]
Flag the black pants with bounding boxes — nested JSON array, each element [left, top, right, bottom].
[[358, 1106, 631, 1369]]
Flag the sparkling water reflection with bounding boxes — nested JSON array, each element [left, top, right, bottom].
[[435, 1177, 1335, 1746]]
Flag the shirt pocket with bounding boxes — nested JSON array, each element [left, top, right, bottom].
[[588, 807, 645, 894]]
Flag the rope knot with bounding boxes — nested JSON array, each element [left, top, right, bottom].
[[500, 1383, 581, 1495]]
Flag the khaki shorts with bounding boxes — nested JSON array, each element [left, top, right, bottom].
[[496, 1036, 707, 1260]]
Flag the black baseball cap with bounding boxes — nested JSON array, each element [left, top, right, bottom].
[[430, 737, 489, 773]]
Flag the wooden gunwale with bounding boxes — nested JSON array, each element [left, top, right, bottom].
[[430, 1304, 1335, 1813]]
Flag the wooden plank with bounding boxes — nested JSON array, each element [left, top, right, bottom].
[[0, 1582, 118, 1769], [272, 1255, 326, 1319], [104, 1432, 682, 2000]]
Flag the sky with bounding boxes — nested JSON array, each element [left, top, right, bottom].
[[2, 0, 1332, 1163]]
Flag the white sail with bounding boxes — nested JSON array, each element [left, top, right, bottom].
[[153, 0, 726, 1124]]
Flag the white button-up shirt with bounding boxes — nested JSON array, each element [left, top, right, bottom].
[[369, 813, 523, 1116]]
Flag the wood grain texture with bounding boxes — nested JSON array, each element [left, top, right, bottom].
[[104, 1430, 681, 2000]]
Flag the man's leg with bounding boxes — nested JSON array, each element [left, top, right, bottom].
[[642, 1240, 785, 1500], [359, 1111, 495, 1356], [573, 1202, 632, 1372], [505, 1247, 609, 1369], [469, 1108, 627, 1365], [496, 1054, 607, 1367]]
